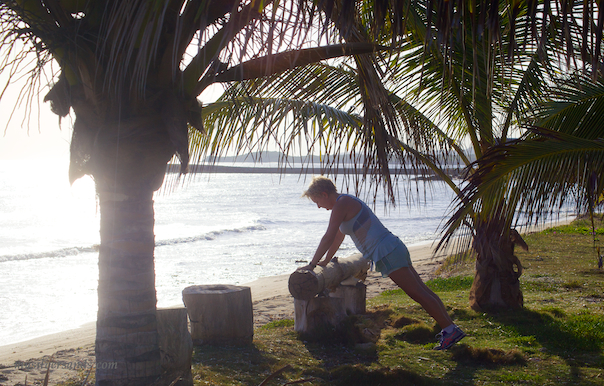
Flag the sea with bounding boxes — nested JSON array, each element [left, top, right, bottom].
[[0, 157, 550, 346]]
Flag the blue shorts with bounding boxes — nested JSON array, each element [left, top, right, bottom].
[[375, 243, 412, 277]]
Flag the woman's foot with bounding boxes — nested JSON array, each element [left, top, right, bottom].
[[434, 326, 466, 350]]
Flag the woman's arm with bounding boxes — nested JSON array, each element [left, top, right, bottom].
[[317, 230, 345, 267], [308, 197, 354, 267]]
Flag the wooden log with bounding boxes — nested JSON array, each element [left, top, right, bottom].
[[157, 307, 193, 386], [182, 285, 253, 346], [288, 253, 370, 300]]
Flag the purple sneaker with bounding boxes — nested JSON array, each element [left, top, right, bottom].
[[434, 326, 466, 350]]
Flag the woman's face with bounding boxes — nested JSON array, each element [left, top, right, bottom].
[[311, 192, 333, 210]]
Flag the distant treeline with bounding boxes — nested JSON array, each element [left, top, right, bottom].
[[199, 150, 475, 166], [166, 163, 463, 179]]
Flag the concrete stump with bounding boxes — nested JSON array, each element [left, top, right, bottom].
[[157, 307, 193, 385], [182, 284, 253, 346]]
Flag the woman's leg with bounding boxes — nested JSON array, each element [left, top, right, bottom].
[[388, 266, 454, 329]]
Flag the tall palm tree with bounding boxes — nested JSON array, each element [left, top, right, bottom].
[[0, 2, 385, 384], [392, 2, 601, 309], [405, 4, 550, 311], [365, 2, 602, 311], [433, 9, 604, 310]]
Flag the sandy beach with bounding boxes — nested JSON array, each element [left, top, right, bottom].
[[0, 240, 514, 385]]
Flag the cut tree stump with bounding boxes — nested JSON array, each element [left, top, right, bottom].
[[290, 255, 370, 334], [182, 284, 253, 346], [329, 280, 367, 315], [157, 307, 193, 386], [288, 253, 370, 300], [293, 281, 368, 333], [294, 296, 346, 333]]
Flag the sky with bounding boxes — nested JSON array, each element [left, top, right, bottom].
[[0, 103, 71, 160], [0, 76, 227, 161], [0, 68, 73, 161]]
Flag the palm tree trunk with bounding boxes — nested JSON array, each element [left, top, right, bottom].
[[95, 188, 161, 385], [469, 226, 525, 311], [90, 117, 176, 385]]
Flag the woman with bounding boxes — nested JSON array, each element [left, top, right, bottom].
[[302, 176, 465, 350]]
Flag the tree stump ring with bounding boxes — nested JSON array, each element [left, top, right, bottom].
[[182, 285, 253, 346], [288, 269, 320, 300]]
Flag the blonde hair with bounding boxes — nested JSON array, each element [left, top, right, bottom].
[[302, 176, 338, 198]]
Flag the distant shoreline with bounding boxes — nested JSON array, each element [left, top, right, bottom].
[[168, 164, 463, 178]]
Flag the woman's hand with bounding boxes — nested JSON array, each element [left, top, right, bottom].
[[297, 256, 337, 270], [297, 263, 315, 271], [317, 256, 337, 267]]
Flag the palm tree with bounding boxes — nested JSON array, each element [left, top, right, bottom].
[[196, 1, 604, 313], [433, 10, 604, 310], [0, 2, 385, 384], [447, 74, 604, 260], [400, 2, 604, 310]]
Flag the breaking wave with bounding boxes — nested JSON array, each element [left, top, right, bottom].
[[0, 246, 100, 263], [0, 224, 266, 263], [155, 224, 265, 246]]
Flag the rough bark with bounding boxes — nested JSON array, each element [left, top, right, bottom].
[[288, 254, 370, 300], [469, 228, 527, 311], [93, 118, 175, 386], [294, 297, 347, 333], [157, 307, 193, 386], [96, 189, 160, 386], [294, 282, 367, 333]]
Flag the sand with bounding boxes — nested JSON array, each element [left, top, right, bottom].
[[0, 241, 502, 385]]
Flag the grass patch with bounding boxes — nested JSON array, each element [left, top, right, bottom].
[[557, 313, 604, 351], [379, 275, 473, 296], [58, 217, 604, 385], [543, 214, 604, 236], [426, 275, 474, 291], [490, 307, 603, 352], [261, 319, 295, 329], [434, 251, 475, 276], [543, 224, 604, 235], [450, 345, 526, 366], [328, 365, 433, 385], [563, 279, 584, 289], [392, 322, 438, 344]]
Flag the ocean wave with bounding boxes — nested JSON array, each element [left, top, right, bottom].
[[0, 245, 100, 263], [155, 224, 266, 247], [0, 225, 266, 263]]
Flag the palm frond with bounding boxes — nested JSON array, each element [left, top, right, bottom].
[[188, 58, 468, 203], [536, 75, 604, 138], [447, 128, 604, 237], [214, 43, 385, 83], [191, 94, 365, 180]]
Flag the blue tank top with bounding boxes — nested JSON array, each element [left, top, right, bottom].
[[338, 194, 403, 263]]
